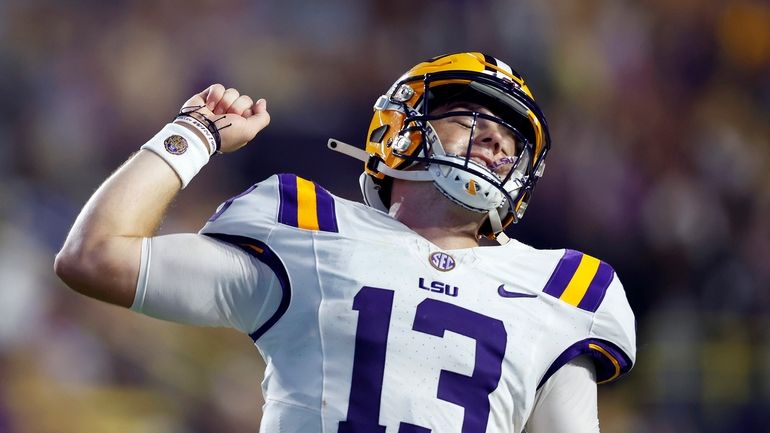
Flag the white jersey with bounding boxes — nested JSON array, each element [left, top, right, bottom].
[[136, 174, 636, 433]]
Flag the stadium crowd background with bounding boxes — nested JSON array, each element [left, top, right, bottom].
[[0, 0, 768, 431]]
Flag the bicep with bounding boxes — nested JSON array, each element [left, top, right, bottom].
[[131, 233, 281, 333], [526, 356, 599, 433]]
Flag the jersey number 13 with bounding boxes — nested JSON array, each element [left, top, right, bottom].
[[338, 286, 508, 433]]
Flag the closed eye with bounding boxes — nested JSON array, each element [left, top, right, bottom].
[[452, 119, 473, 129]]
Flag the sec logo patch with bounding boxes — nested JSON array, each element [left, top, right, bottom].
[[164, 134, 188, 155], [429, 251, 455, 271]]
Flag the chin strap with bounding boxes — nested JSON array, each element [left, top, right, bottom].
[[327, 138, 368, 162], [327, 139, 433, 181], [487, 208, 510, 245]]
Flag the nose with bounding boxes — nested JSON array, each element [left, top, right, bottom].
[[472, 120, 514, 156]]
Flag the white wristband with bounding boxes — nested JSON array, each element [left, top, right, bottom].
[[140, 123, 210, 188]]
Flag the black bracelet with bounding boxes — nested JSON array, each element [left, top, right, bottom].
[[175, 105, 228, 153]]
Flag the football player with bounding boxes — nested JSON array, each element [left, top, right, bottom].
[[55, 53, 636, 433]]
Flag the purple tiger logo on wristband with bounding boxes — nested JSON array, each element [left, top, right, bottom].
[[164, 135, 188, 155]]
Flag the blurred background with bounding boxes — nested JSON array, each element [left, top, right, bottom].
[[1, 0, 768, 431]]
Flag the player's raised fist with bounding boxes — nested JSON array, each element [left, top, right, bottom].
[[178, 84, 271, 153]]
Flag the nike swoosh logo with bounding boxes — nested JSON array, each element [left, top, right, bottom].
[[498, 284, 538, 299]]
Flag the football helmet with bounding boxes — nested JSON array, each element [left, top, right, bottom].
[[328, 52, 551, 242]]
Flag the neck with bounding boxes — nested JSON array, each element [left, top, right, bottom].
[[389, 180, 484, 250]]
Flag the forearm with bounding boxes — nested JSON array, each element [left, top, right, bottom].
[[55, 150, 181, 307], [80, 150, 181, 237]]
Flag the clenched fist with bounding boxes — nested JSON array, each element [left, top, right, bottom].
[[177, 84, 271, 153]]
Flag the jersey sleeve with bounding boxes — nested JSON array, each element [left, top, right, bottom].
[[131, 234, 284, 336], [538, 250, 636, 386], [177, 173, 338, 340]]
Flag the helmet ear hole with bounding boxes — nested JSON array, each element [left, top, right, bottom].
[[359, 173, 392, 212], [377, 177, 393, 208], [369, 125, 389, 143]]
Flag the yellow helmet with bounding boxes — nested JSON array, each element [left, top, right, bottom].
[[331, 52, 551, 241]]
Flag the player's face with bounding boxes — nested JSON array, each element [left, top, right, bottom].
[[429, 102, 522, 180]]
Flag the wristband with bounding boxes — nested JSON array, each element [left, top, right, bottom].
[[140, 123, 210, 188]]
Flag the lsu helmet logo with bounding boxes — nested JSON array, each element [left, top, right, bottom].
[[429, 251, 456, 271]]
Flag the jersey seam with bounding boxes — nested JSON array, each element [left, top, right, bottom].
[[310, 230, 329, 433], [534, 251, 567, 388], [585, 276, 633, 384], [265, 397, 322, 414], [258, 179, 283, 337], [260, 224, 280, 333], [586, 277, 604, 336], [251, 224, 279, 334]]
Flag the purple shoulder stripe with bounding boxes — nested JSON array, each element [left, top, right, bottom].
[[577, 261, 615, 312], [277, 173, 299, 227], [314, 184, 339, 233], [543, 249, 582, 298]]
